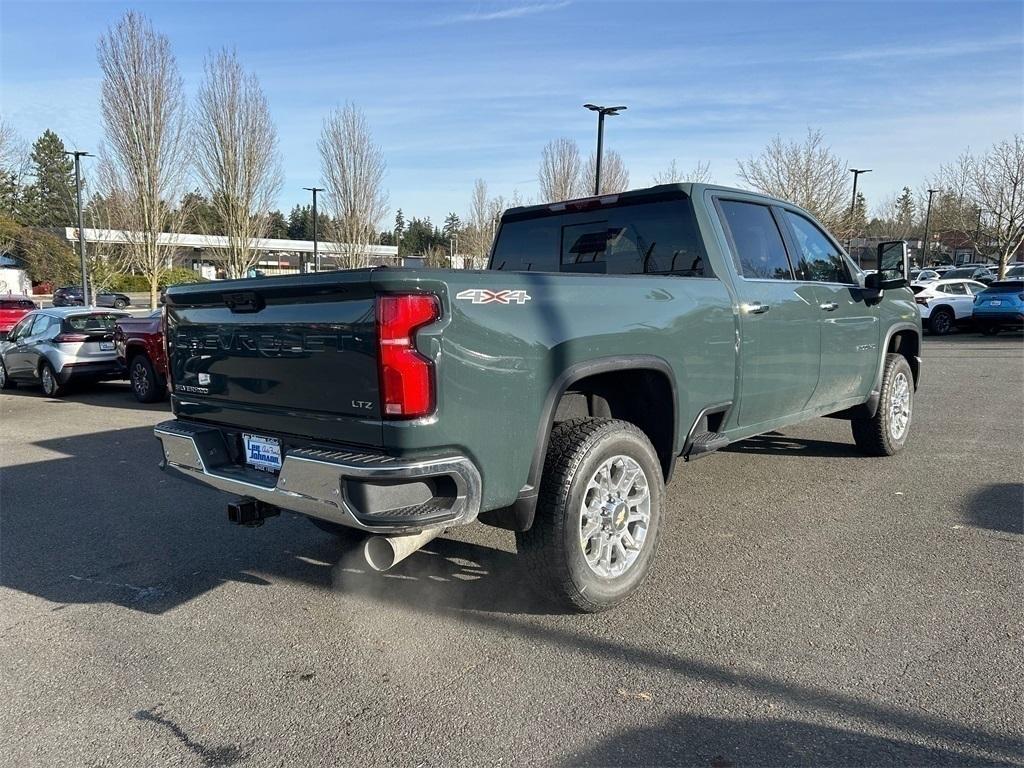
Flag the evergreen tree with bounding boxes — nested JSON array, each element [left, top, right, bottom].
[[394, 209, 406, 239], [266, 210, 288, 239], [180, 190, 222, 234], [442, 211, 461, 240], [27, 130, 76, 227], [287, 204, 308, 239], [895, 186, 915, 230]]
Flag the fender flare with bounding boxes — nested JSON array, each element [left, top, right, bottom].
[[479, 354, 678, 532]]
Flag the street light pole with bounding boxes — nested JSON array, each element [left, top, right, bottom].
[[921, 188, 940, 267], [303, 187, 324, 272], [847, 168, 871, 262], [583, 104, 626, 195], [65, 150, 92, 306]]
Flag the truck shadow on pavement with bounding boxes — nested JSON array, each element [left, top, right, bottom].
[[963, 483, 1024, 535], [0, 424, 553, 617], [563, 712, 1019, 767], [723, 431, 863, 458]]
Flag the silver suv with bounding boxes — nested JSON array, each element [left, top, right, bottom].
[[0, 308, 128, 396]]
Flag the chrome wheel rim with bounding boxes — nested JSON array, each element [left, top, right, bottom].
[[579, 455, 651, 579], [890, 371, 911, 440], [42, 367, 55, 394], [132, 362, 149, 397], [934, 312, 951, 334]]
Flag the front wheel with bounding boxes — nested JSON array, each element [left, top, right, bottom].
[[516, 418, 664, 613], [0, 359, 14, 389], [851, 354, 914, 456], [980, 324, 1000, 336]]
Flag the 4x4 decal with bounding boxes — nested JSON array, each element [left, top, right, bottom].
[[455, 289, 532, 305]]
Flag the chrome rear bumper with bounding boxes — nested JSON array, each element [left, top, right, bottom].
[[154, 420, 481, 534]]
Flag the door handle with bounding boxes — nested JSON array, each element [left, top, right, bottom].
[[819, 302, 839, 312], [742, 302, 771, 314]]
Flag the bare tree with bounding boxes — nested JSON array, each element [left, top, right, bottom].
[[97, 11, 189, 307], [194, 49, 282, 278], [538, 137, 584, 202], [318, 103, 388, 269], [653, 159, 712, 185], [0, 117, 30, 215], [582, 150, 629, 194], [933, 135, 1024, 277], [463, 178, 493, 261], [737, 128, 849, 231]]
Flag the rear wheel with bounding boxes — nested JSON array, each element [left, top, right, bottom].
[[113, 298, 128, 309], [40, 361, 64, 397], [129, 355, 164, 403], [516, 418, 664, 613], [929, 307, 955, 335], [0, 359, 14, 389], [851, 354, 913, 456]]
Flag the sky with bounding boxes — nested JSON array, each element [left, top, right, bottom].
[[1, 0, 1022, 226]]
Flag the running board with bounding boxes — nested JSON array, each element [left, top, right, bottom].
[[685, 431, 729, 461]]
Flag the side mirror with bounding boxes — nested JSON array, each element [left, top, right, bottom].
[[876, 240, 909, 289]]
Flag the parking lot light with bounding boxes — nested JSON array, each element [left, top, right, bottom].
[[583, 104, 627, 195], [64, 150, 92, 307]]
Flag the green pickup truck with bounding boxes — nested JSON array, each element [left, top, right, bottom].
[[155, 183, 921, 612]]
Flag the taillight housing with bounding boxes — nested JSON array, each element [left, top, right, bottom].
[[54, 333, 89, 344], [377, 294, 440, 419]]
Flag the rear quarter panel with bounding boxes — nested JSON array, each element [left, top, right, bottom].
[[371, 269, 736, 510]]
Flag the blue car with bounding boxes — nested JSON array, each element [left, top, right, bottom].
[[972, 280, 1024, 335]]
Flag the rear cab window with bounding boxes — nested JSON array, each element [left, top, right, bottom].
[[491, 195, 710, 277], [0, 299, 35, 310]]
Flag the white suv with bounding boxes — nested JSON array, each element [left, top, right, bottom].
[[912, 279, 988, 335]]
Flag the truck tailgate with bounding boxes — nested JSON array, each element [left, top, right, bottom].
[[164, 274, 382, 446]]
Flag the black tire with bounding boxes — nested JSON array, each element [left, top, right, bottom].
[[980, 324, 1000, 336], [307, 517, 363, 542], [40, 361, 64, 397], [929, 307, 955, 335], [516, 418, 664, 613], [851, 354, 914, 457], [129, 354, 164, 403], [113, 298, 128, 309], [0, 359, 14, 390]]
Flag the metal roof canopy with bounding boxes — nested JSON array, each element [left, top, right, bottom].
[[64, 228, 398, 257]]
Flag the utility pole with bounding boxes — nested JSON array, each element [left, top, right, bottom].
[[303, 187, 324, 272], [65, 150, 92, 306], [847, 168, 871, 263], [921, 188, 940, 267], [583, 104, 626, 195]]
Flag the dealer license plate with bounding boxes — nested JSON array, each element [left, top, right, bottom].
[[100, 341, 114, 351], [243, 434, 282, 472], [989, 300, 1002, 306]]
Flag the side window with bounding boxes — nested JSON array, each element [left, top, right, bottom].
[[30, 315, 53, 336], [944, 282, 967, 296], [717, 200, 793, 280], [8, 317, 31, 342], [783, 211, 852, 283]]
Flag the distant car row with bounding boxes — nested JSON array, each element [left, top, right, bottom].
[[912, 278, 1024, 335], [911, 263, 1024, 285], [0, 306, 166, 401]]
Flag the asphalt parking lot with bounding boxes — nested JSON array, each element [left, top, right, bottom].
[[1, 333, 1021, 768]]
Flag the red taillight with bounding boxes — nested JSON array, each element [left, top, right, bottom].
[[914, 297, 929, 306], [54, 333, 89, 344], [377, 294, 440, 418]]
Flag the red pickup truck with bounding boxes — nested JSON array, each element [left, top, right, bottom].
[[113, 311, 167, 402]]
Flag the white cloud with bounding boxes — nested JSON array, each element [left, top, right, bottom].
[[433, 1, 572, 25]]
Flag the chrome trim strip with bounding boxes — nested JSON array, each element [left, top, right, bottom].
[[153, 420, 481, 534]]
